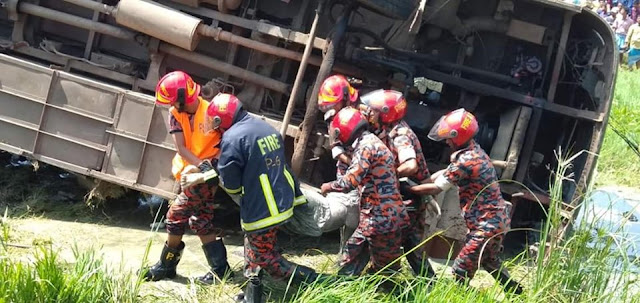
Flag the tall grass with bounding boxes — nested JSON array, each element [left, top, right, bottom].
[[597, 68, 640, 188], [289, 151, 640, 303], [0, 242, 144, 303]]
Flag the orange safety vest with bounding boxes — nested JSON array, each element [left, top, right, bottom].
[[170, 97, 221, 180]]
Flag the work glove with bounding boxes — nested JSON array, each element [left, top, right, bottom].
[[197, 159, 214, 172], [180, 166, 219, 189]]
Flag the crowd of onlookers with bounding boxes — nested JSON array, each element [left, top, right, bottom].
[[589, 0, 640, 69]]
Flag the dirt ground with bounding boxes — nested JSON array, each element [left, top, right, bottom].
[[0, 153, 515, 302]]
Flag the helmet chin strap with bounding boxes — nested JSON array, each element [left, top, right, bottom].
[[342, 86, 350, 106], [176, 87, 186, 112]]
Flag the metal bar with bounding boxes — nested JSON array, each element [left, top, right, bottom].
[[547, 11, 574, 103], [198, 25, 328, 72], [62, 0, 115, 15], [223, 25, 243, 81], [422, 68, 543, 107], [83, 0, 103, 59], [135, 94, 159, 183], [421, 68, 602, 122], [346, 26, 517, 85], [157, 0, 326, 49], [291, 5, 353, 175], [44, 101, 115, 124], [33, 71, 58, 155], [67, 60, 137, 86], [38, 130, 108, 152], [544, 101, 602, 122], [18, 3, 135, 40], [515, 107, 543, 182], [105, 129, 175, 150], [502, 107, 532, 180], [159, 43, 290, 93], [101, 92, 125, 172], [0, 116, 39, 131], [280, 0, 323, 138]]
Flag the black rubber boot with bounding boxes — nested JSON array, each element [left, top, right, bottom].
[[142, 241, 185, 281], [405, 241, 436, 279], [291, 265, 338, 285], [407, 255, 436, 279], [490, 268, 524, 294], [235, 276, 263, 303], [197, 239, 233, 284]]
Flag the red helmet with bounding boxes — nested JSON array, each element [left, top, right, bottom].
[[329, 107, 369, 146], [318, 75, 359, 114], [360, 89, 407, 125], [428, 108, 478, 147], [155, 71, 200, 107], [206, 93, 243, 131]]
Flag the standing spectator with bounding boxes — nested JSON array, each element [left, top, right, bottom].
[[613, 7, 634, 51], [631, 2, 639, 20], [606, 7, 618, 25], [607, 0, 613, 12], [625, 16, 640, 69], [597, 0, 609, 17]]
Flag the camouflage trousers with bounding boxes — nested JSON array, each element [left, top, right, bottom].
[[244, 226, 296, 279], [338, 227, 404, 276], [452, 211, 510, 280], [166, 180, 219, 236], [403, 199, 429, 274]]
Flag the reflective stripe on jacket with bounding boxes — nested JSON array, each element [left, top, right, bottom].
[[169, 97, 221, 180], [217, 112, 306, 232]]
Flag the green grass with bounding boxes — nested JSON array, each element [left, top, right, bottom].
[[596, 68, 640, 188], [291, 151, 640, 303], [0, 244, 144, 303], [0, 70, 639, 302]]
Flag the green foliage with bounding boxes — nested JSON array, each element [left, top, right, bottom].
[[0, 244, 143, 303], [597, 68, 640, 187], [291, 151, 640, 303]]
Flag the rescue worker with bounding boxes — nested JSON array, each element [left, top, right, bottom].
[[317, 74, 362, 170], [314, 74, 363, 244], [320, 107, 409, 276], [142, 71, 231, 284], [191, 93, 329, 302], [358, 89, 436, 278], [409, 108, 523, 294]]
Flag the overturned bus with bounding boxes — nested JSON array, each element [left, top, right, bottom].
[[0, 0, 617, 253]]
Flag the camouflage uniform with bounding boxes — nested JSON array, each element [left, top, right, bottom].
[[441, 140, 510, 280], [166, 114, 219, 236], [244, 226, 295, 279], [383, 120, 432, 275], [329, 132, 409, 275]]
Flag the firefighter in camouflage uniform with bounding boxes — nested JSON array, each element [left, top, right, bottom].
[[183, 93, 331, 303], [359, 89, 436, 278], [142, 71, 231, 285], [321, 107, 409, 276], [409, 108, 523, 294], [316, 75, 364, 244]]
